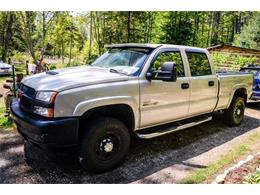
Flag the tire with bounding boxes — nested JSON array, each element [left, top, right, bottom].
[[79, 117, 130, 173], [224, 96, 245, 126]]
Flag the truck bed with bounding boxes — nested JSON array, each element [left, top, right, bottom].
[[215, 72, 253, 110]]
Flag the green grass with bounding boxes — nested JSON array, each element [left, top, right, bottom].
[[0, 76, 13, 131], [182, 132, 260, 184], [0, 99, 12, 131]]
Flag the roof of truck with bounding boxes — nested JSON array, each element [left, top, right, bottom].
[[105, 43, 161, 49], [104, 43, 208, 52]]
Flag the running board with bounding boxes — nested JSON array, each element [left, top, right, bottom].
[[135, 115, 212, 139]]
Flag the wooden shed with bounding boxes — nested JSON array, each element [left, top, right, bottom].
[[207, 44, 260, 71]]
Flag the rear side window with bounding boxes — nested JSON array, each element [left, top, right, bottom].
[[186, 52, 212, 76]]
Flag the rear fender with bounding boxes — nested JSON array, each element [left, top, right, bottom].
[[227, 85, 248, 108]]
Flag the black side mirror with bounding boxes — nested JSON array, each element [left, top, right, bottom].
[[147, 62, 177, 82]]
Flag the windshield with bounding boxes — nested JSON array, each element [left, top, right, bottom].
[[91, 48, 150, 75]]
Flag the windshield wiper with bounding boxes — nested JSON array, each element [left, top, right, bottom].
[[109, 68, 128, 76]]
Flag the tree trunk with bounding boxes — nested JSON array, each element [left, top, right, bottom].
[[127, 11, 131, 42], [61, 37, 64, 64], [1, 12, 14, 62], [192, 12, 199, 46], [207, 12, 212, 46], [69, 35, 72, 65], [210, 11, 221, 45], [88, 11, 93, 60]]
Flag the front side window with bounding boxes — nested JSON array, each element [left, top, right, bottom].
[[186, 52, 212, 76], [92, 48, 151, 75], [151, 51, 185, 77]]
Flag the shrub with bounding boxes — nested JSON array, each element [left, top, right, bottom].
[[244, 169, 260, 184], [48, 65, 57, 70]]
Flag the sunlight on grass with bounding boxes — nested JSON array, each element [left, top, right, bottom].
[[182, 132, 260, 184], [0, 100, 13, 131]]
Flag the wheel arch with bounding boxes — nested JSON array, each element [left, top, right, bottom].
[[228, 87, 248, 108], [79, 103, 137, 136]]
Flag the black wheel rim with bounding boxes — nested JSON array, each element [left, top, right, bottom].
[[233, 100, 244, 123], [96, 133, 120, 161]]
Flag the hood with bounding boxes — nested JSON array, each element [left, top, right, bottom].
[[22, 66, 129, 92]]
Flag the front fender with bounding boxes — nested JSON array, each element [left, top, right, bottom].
[[73, 96, 139, 128]]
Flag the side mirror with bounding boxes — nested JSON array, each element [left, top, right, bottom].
[[147, 62, 177, 82]]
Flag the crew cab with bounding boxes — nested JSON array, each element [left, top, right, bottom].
[[11, 44, 253, 173]]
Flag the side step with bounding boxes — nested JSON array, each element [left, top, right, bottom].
[[135, 115, 212, 139]]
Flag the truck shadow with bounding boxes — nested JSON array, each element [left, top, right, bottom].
[[0, 108, 259, 183], [246, 102, 260, 111]]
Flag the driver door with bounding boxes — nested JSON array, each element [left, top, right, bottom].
[[140, 49, 190, 128]]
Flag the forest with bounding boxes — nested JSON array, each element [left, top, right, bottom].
[[0, 11, 259, 67]]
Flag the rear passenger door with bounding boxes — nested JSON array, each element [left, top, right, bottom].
[[185, 50, 218, 116]]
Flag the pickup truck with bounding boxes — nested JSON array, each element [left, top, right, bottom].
[[11, 44, 253, 173]]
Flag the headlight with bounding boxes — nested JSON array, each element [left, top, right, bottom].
[[35, 91, 57, 103], [34, 91, 57, 117], [33, 106, 54, 118]]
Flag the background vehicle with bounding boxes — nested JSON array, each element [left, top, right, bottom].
[[11, 44, 253, 173], [0, 61, 12, 76], [240, 65, 260, 101]]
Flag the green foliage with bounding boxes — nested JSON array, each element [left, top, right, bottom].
[[244, 169, 260, 184], [0, 101, 12, 130], [0, 11, 258, 67], [234, 12, 260, 50], [212, 52, 259, 71], [212, 53, 230, 65], [48, 65, 57, 70], [11, 51, 31, 62], [161, 12, 193, 45]]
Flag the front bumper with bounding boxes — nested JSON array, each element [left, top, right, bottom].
[[11, 100, 79, 150]]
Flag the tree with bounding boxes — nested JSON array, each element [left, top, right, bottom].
[[0, 11, 257, 65], [15, 12, 38, 64], [234, 12, 260, 49], [0, 12, 15, 62]]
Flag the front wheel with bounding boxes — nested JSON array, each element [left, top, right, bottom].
[[79, 117, 130, 173], [224, 96, 245, 126]]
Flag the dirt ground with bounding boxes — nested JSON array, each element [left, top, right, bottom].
[[0, 102, 259, 184]]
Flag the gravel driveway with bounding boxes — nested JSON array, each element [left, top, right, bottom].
[[0, 103, 259, 184]]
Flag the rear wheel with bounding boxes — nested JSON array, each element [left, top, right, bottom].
[[79, 117, 130, 173], [224, 96, 245, 126]]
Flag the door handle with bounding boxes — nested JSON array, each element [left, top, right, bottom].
[[208, 81, 215, 86], [181, 83, 189, 89]]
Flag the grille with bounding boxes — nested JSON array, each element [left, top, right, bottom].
[[20, 97, 32, 112], [19, 84, 36, 113], [20, 84, 36, 98]]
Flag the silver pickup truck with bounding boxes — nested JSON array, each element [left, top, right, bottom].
[[11, 44, 253, 173]]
